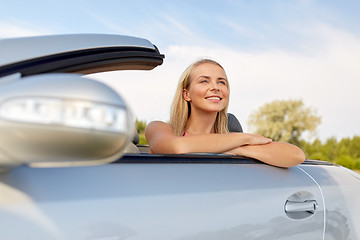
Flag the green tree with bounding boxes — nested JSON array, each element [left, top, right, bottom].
[[135, 119, 148, 145], [135, 119, 147, 134], [301, 138, 327, 161], [248, 99, 321, 145], [335, 154, 354, 169], [323, 137, 338, 162], [299, 136, 360, 170], [349, 136, 360, 159]]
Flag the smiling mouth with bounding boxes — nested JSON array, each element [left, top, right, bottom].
[[205, 96, 222, 100]]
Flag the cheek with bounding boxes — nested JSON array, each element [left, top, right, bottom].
[[222, 87, 230, 98], [189, 86, 206, 97]]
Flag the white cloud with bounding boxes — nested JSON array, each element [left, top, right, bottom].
[[0, 21, 51, 38]]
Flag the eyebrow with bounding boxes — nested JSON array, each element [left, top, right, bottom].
[[197, 75, 227, 81]]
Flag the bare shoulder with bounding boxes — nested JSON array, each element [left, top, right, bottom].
[[146, 121, 172, 130], [145, 121, 176, 152], [145, 121, 174, 136]]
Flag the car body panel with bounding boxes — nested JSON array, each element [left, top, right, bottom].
[[299, 165, 360, 239], [0, 34, 164, 77], [1, 155, 325, 240], [0, 34, 156, 66]]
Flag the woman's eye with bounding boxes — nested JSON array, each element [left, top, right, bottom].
[[200, 80, 208, 83], [218, 81, 226, 85]]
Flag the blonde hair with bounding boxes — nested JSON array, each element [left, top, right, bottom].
[[170, 59, 230, 136]]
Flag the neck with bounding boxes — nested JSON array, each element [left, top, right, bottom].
[[185, 110, 218, 135]]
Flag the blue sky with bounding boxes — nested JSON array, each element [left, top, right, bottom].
[[1, 0, 360, 141]]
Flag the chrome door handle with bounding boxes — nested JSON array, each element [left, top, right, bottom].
[[285, 200, 318, 214]]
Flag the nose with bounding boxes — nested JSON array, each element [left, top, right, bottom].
[[210, 82, 220, 91]]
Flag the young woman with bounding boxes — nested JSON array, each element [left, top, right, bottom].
[[145, 59, 305, 167]]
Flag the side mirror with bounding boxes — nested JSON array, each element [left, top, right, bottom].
[[0, 73, 134, 168]]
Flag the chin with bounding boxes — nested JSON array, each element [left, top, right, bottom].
[[206, 107, 226, 113]]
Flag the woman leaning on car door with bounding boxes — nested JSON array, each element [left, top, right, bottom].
[[145, 59, 305, 168]]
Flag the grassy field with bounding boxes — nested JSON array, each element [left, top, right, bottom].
[[354, 170, 360, 174]]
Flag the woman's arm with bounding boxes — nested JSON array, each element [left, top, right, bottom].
[[225, 142, 306, 168], [145, 121, 305, 167], [145, 121, 271, 154]]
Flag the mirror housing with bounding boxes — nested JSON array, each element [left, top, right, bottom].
[[0, 73, 134, 168]]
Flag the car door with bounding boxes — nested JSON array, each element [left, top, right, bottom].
[[1, 155, 325, 240]]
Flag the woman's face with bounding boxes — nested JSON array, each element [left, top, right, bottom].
[[183, 62, 229, 113]]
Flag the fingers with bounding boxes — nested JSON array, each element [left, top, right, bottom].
[[246, 133, 272, 145]]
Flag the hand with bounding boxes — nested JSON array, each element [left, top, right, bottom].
[[242, 133, 272, 145]]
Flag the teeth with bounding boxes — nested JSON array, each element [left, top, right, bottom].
[[206, 97, 221, 100]]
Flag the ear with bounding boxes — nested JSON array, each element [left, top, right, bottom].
[[183, 89, 191, 102]]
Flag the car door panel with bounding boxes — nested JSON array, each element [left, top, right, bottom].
[[1, 158, 325, 240], [299, 165, 360, 240]]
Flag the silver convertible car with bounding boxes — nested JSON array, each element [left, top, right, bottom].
[[0, 34, 359, 240]]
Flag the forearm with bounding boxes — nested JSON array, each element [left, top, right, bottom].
[[161, 133, 251, 154], [227, 142, 306, 168], [145, 121, 272, 155]]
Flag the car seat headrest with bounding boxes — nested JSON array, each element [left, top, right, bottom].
[[132, 128, 140, 144], [227, 113, 243, 133]]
